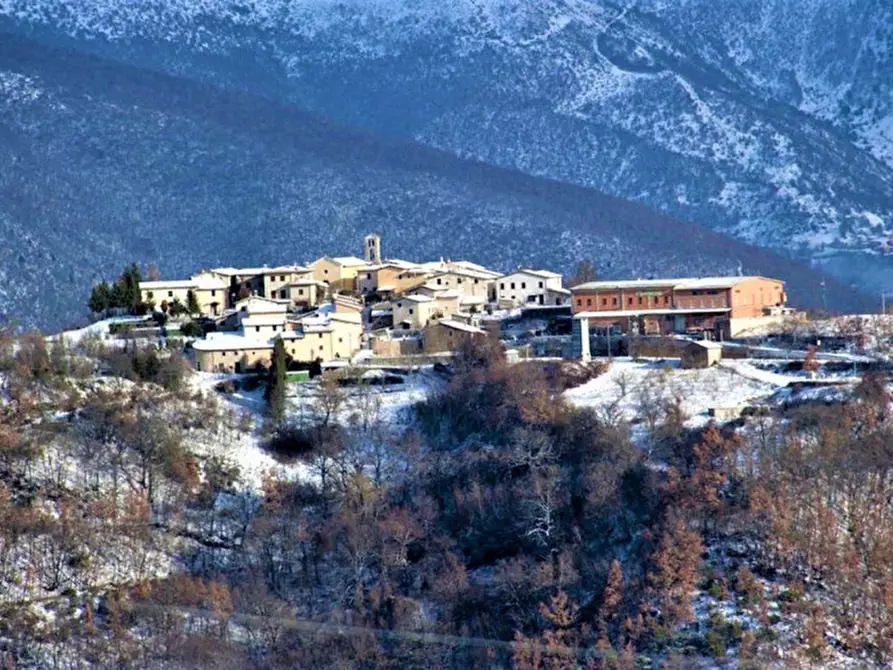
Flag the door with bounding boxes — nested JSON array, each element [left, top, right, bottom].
[[674, 315, 686, 332]]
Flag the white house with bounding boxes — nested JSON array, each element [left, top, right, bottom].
[[495, 269, 567, 307]]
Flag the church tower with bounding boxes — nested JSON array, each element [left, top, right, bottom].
[[364, 233, 381, 265]]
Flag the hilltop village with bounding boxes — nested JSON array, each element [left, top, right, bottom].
[[129, 234, 793, 373]]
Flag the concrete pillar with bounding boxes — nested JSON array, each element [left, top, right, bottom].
[[572, 316, 591, 361]]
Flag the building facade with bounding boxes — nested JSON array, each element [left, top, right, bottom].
[[571, 276, 786, 337], [496, 269, 566, 307]]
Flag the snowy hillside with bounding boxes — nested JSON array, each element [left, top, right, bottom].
[[3, 0, 893, 293], [0, 33, 873, 330]]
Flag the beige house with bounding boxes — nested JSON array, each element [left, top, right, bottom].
[[496, 269, 566, 307], [281, 312, 363, 363], [310, 256, 369, 293], [423, 319, 487, 353], [194, 311, 363, 373], [356, 261, 428, 296], [140, 276, 228, 316], [289, 279, 326, 309], [193, 334, 274, 373], [423, 270, 495, 301], [259, 265, 314, 301]]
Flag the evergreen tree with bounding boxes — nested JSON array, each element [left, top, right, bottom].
[[88, 282, 113, 315], [114, 263, 143, 312], [265, 339, 288, 425], [186, 290, 201, 316]]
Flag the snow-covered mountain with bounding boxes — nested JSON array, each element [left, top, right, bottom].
[[3, 0, 893, 295], [0, 33, 871, 329]]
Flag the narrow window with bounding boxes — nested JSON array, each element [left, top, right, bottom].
[[602, 298, 607, 306], [539, 281, 544, 288], [612, 297, 617, 305], [168, 291, 174, 298], [511, 282, 516, 290], [586, 298, 592, 307], [576, 299, 582, 307], [521, 282, 526, 289]]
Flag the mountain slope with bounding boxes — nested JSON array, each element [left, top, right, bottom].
[[0, 33, 868, 329], [4, 0, 891, 292]]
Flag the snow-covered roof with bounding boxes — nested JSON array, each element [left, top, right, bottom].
[[434, 290, 462, 300], [575, 307, 731, 318], [501, 268, 563, 280], [240, 314, 289, 327], [460, 295, 488, 305], [687, 340, 723, 350], [192, 333, 274, 351], [140, 279, 196, 290], [398, 294, 435, 303], [436, 320, 487, 335], [328, 256, 369, 266], [212, 265, 309, 276], [572, 276, 774, 291], [235, 296, 288, 314]]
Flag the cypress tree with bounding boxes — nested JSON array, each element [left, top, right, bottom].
[[265, 339, 288, 425], [186, 289, 201, 316]]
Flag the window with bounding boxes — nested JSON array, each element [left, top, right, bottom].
[[664, 296, 669, 304], [367, 273, 372, 279], [437, 278, 442, 285], [586, 298, 592, 307], [338, 337, 343, 343], [457, 277, 463, 284], [318, 333, 323, 339], [168, 291, 174, 298], [280, 289, 287, 299], [602, 298, 607, 306], [612, 297, 618, 305], [279, 275, 285, 282], [298, 289, 304, 296], [256, 327, 260, 332], [474, 279, 479, 284], [500, 283, 505, 290], [147, 291, 154, 299], [538, 281, 544, 289], [511, 282, 516, 290], [521, 282, 526, 289], [211, 290, 216, 297], [272, 325, 278, 332], [628, 297, 633, 305], [576, 299, 582, 307], [319, 346, 324, 351], [638, 296, 643, 305], [324, 269, 329, 275], [409, 308, 414, 315]]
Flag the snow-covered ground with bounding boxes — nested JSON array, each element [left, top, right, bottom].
[[564, 358, 785, 429], [53, 315, 150, 345], [190, 367, 442, 490]]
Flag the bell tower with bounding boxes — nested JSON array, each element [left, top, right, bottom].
[[364, 233, 381, 264]]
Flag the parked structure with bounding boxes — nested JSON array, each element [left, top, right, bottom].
[[572, 276, 786, 337], [681, 340, 723, 369]]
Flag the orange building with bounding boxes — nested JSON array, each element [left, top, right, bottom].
[[571, 276, 787, 337]]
